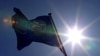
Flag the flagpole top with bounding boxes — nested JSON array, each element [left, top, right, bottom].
[[48, 13, 52, 16]]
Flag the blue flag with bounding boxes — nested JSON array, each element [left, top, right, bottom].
[[12, 8, 67, 56]]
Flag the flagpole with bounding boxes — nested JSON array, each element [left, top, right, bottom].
[[48, 13, 67, 56]]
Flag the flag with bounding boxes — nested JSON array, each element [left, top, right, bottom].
[[12, 8, 67, 56]]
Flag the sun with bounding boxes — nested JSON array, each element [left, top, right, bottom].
[[66, 26, 84, 44]]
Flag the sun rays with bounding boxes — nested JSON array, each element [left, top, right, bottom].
[[58, 17, 99, 56], [49, 4, 100, 55], [48, 2, 100, 55], [58, 12, 100, 56]]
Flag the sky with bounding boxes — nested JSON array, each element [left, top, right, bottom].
[[0, 0, 100, 56]]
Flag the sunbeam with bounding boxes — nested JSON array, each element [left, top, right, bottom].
[[78, 42, 90, 56], [48, 1, 100, 56], [80, 18, 100, 33], [71, 42, 75, 56]]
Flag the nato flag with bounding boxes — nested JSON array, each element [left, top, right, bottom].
[[12, 8, 60, 50], [11, 8, 67, 56]]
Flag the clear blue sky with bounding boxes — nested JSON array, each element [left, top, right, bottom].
[[0, 0, 100, 56]]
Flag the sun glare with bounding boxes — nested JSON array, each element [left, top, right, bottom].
[[49, 3, 99, 56], [66, 26, 84, 44]]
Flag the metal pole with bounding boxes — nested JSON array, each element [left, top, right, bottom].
[[48, 13, 67, 56]]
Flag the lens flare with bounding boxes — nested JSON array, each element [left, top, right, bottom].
[[11, 19, 16, 24], [66, 26, 84, 44], [3, 18, 8, 23], [3, 16, 12, 25]]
